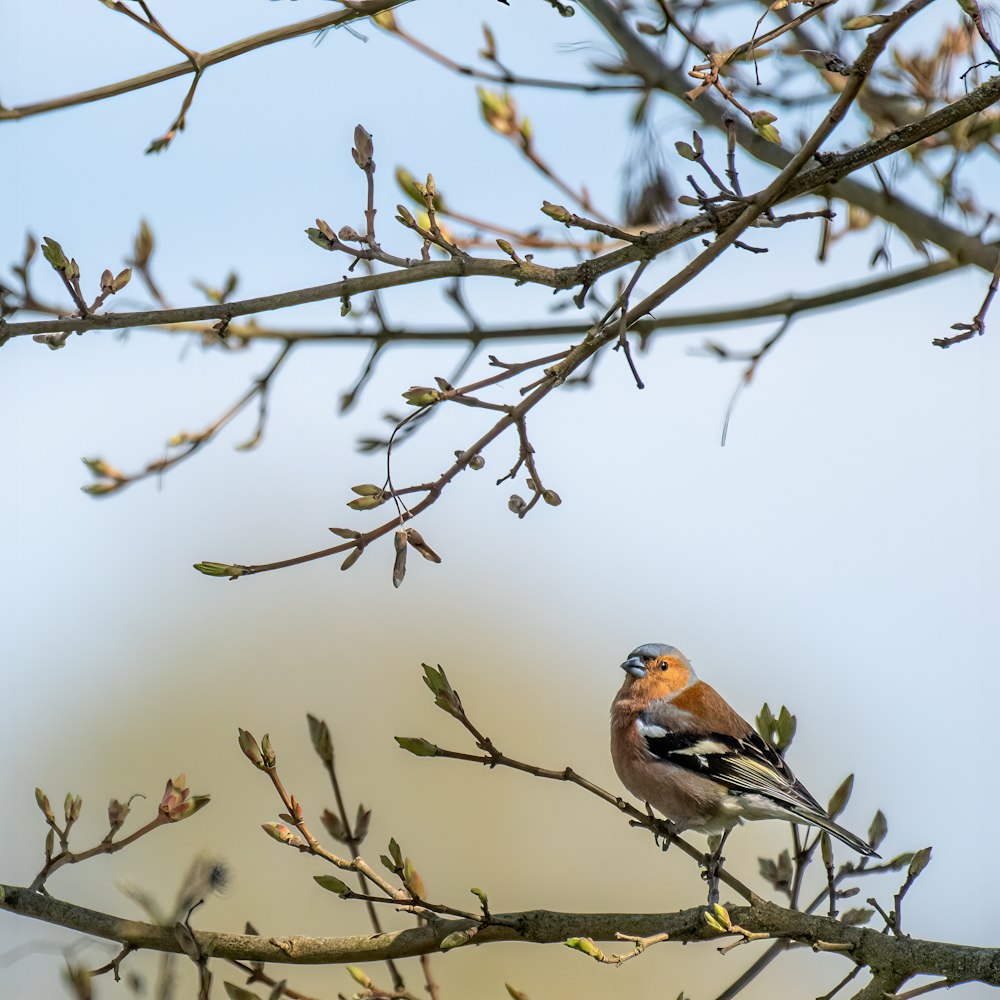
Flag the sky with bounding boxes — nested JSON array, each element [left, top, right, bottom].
[[2, 2, 998, 999]]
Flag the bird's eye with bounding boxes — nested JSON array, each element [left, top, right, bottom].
[[659, 661, 669, 672]]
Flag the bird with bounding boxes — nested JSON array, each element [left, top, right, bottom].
[[610, 642, 877, 897]]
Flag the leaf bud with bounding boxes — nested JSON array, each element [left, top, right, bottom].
[[395, 736, 439, 757]]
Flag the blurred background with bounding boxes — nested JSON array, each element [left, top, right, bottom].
[[2, 2, 997, 998]]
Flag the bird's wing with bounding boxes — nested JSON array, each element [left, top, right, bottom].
[[638, 695, 825, 816]]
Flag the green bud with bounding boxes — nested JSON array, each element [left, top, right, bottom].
[[260, 733, 276, 768], [314, 874, 352, 896], [754, 123, 782, 145], [749, 110, 778, 126], [403, 857, 426, 898], [541, 201, 572, 223], [395, 736, 439, 757], [193, 562, 248, 580], [41, 237, 68, 272], [775, 706, 796, 750], [35, 788, 55, 824], [868, 810, 888, 851], [469, 454, 485, 470], [675, 141, 697, 160], [402, 386, 442, 407], [80, 481, 123, 496], [440, 930, 475, 951], [305, 228, 334, 250], [262, 822, 304, 847], [843, 13, 891, 28], [307, 715, 334, 764], [908, 846, 932, 878], [496, 238, 515, 256], [329, 527, 361, 539], [388, 837, 403, 868], [347, 966, 374, 989], [821, 831, 833, 868], [542, 489, 562, 506], [223, 984, 261, 1000], [341, 547, 364, 570], [565, 937, 603, 958], [827, 774, 854, 819], [352, 125, 373, 169], [347, 494, 385, 511]]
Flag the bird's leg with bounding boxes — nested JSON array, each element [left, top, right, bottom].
[[644, 801, 671, 852], [704, 828, 732, 905]]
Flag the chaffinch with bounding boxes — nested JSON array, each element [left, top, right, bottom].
[[610, 643, 877, 858]]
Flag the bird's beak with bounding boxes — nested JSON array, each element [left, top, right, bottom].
[[621, 656, 647, 678]]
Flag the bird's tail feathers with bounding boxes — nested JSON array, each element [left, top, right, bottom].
[[799, 810, 879, 858]]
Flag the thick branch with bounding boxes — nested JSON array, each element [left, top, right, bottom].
[[5, 72, 994, 345], [3, 884, 998, 986]]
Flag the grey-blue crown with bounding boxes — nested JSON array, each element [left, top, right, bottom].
[[627, 643, 678, 660]]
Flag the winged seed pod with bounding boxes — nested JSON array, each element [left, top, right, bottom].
[[406, 528, 442, 563], [393, 529, 408, 588]]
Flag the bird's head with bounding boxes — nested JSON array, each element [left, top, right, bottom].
[[618, 642, 697, 698]]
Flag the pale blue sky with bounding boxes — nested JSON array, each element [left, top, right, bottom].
[[3, 2, 998, 998]]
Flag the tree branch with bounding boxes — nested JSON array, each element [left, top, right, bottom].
[[580, 0, 1000, 273], [2, 884, 998, 985], [0, 1, 412, 122]]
